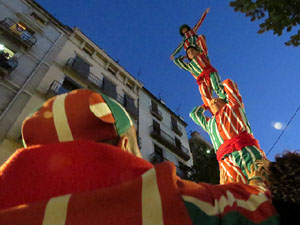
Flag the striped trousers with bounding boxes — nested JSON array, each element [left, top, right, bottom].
[[219, 145, 267, 184], [197, 71, 225, 108]]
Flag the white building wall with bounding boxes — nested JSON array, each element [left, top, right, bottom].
[[139, 89, 193, 167], [0, 0, 68, 162]]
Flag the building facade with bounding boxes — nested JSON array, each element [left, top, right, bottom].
[[139, 88, 193, 177], [0, 0, 71, 163], [0, 0, 192, 172]]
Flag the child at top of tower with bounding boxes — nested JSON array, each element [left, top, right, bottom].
[[170, 8, 210, 60]]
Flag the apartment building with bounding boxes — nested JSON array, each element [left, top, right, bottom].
[[139, 88, 193, 177], [0, 0, 193, 173], [0, 0, 71, 162]]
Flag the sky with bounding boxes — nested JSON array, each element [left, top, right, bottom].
[[36, 0, 300, 161]]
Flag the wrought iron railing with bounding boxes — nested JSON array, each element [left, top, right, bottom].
[[149, 126, 190, 160], [48, 80, 69, 95], [0, 17, 37, 47], [66, 57, 103, 88]]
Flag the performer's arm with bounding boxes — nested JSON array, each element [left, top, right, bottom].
[[222, 79, 244, 108], [197, 35, 208, 55], [170, 42, 184, 60], [193, 8, 209, 33], [173, 56, 191, 72], [210, 72, 226, 99], [189, 105, 210, 132]]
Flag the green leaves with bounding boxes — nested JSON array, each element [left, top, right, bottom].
[[230, 0, 300, 46]]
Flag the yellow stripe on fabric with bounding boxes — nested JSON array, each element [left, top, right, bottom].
[[218, 115, 231, 139], [227, 104, 245, 130], [42, 194, 71, 225], [52, 94, 73, 142], [90, 102, 112, 118], [223, 83, 243, 107], [141, 168, 164, 225], [182, 191, 268, 216]]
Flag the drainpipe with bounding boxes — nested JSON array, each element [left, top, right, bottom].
[[0, 31, 63, 121]]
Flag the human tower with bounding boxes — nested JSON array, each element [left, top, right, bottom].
[[171, 8, 268, 184]]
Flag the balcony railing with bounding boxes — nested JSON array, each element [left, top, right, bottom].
[[172, 125, 183, 137], [0, 57, 18, 76], [66, 57, 103, 88], [47, 80, 69, 97], [149, 126, 190, 161], [150, 105, 163, 121], [0, 18, 37, 48]]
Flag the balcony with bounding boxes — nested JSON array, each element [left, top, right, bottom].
[[149, 152, 164, 165], [65, 57, 103, 88], [0, 57, 18, 76], [172, 125, 183, 137], [46, 80, 69, 97], [149, 126, 190, 161], [150, 105, 163, 121], [0, 18, 37, 49]]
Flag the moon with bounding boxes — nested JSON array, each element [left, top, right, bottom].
[[273, 122, 283, 130]]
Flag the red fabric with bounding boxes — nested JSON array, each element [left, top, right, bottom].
[[184, 30, 196, 40], [22, 90, 117, 147], [196, 64, 217, 87], [216, 131, 260, 162], [0, 162, 277, 225], [0, 140, 152, 211]]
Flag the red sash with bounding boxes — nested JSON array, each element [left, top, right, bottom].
[[196, 64, 217, 86], [216, 131, 260, 162]]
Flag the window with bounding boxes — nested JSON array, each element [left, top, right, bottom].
[[30, 12, 45, 25], [171, 116, 182, 136], [107, 66, 116, 75], [102, 77, 117, 99], [153, 120, 161, 134], [126, 80, 134, 90], [0, 44, 18, 74], [62, 76, 81, 91], [150, 100, 163, 121], [71, 55, 91, 78], [83, 43, 94, 56], [175, 137, 181, 149]]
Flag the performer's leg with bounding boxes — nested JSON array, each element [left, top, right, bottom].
[[210, 72, 226, 99], [232, 146, 268, 181], [219, 156, 247, 184], [198, 82, 212, 108]]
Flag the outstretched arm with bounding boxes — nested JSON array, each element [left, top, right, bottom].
[[170, 42, 184, 60], [193, 8, 209, 33], [222, 79, 244, 108], [189, 105, 210, 132]]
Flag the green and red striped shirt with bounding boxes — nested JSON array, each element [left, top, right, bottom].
[[190, 79, 252, 151]]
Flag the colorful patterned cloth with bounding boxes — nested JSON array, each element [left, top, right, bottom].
[[190, 79, 266, 183], [0, 142, 278, 225]]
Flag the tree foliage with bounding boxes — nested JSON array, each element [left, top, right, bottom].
[[189, 142, 219, 184], [229, 0, 300, 46]]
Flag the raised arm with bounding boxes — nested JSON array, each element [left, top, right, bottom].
[[170, 42, 184, 59], [193, 8, 209, 33], [222, 79, 244, 108], [189, 105, 210, 132], [173, 55, 192, 72]]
